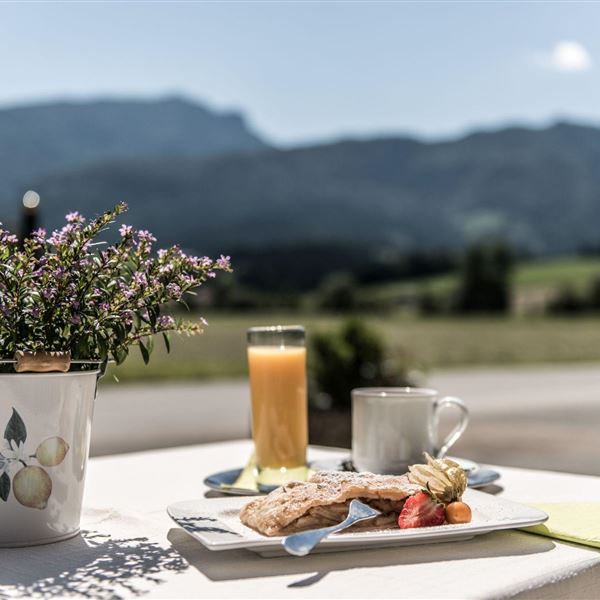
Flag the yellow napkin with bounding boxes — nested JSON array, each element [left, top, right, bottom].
[[523, 503, 600, 549]]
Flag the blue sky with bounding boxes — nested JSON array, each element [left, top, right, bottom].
[[0, 2, 599, 145]]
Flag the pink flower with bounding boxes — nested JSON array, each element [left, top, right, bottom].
[[157, 315, 175, 329], [216, 254, 231, 270], [0, 201, 229, 367], [166, 283, 181, 297], [133, 272, 147, 287], [65, 211, 85, 223], [32, 228, 47, 242], [137, 230, 157, 243], [0, 231, 19, 244]]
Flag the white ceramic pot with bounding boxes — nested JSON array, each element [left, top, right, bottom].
[[0, 370, 100, 547]]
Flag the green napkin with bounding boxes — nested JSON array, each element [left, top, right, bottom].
[[523, 503, 600, 549]]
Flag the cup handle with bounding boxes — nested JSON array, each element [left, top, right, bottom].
[[433, 396, 469, 459]]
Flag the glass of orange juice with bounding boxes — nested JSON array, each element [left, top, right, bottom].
[[247, 325, 308, 487]]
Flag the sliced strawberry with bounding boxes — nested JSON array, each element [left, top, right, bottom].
[[398, 491, 445, 529]]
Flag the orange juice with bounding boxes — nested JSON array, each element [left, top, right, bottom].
[[247, 345, 308, 469]]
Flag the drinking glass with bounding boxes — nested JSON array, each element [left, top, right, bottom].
[[247, 325, 308, 486]]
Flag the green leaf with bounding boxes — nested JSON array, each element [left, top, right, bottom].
[[0, 472, 10, 501], [162, 332, 171, 354], [115, 346, 128, 365], [4, 408, 26, 445], [149, 307, 158, 330], [139, 341, 150, 365], [97, 334, 108, 359], [114, 322, 125, 344]]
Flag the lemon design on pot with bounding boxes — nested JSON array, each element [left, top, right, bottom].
[[36, 437, 70, 467], [0, 408, 69, 510], [13, 466, 52, 509]]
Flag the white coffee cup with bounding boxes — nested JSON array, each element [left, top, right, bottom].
[[351, 387, 469, 475]]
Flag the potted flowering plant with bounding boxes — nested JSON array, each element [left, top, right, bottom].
[[0, 202, 230, 546]]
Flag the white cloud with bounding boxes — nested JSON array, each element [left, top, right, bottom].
[[533, 41, 592, 72]]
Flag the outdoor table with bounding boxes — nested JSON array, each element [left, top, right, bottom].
[[1, 439, 599, 599]]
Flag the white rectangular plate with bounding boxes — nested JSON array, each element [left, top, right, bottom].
[[167, 489, 547, 557]]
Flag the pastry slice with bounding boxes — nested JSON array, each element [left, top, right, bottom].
[[240, 470, 420, 536]]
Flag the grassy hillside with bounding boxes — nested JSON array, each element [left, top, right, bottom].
[[514, 257, 600, 290], [363, 256, 600, 305], [104, 310, 600, 384], [99, 256, 600, 384]]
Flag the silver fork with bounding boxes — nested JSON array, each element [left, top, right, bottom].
[[281, 499, 381, 556]]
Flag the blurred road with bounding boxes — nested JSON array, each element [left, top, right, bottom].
[[91, 381, 251, 457], [92, 364, 600, 475], [429, 365, 600, 476]]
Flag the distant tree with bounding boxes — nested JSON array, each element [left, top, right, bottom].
[[200, 275, 300, 311], [311, 320, 412, 411], [357, 250, 458, 285], [417, 287, 443, 315], [208, 274, 237, 307], [587, 276, 600, 310], [455, 241, 514, 314], [547, 285, 588, 315], [316, 272, 358, 312]]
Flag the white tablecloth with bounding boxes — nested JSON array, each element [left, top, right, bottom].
[[1, 440, 599, 599]]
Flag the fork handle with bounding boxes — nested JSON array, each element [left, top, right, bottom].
[[282, 513, 364, 556]]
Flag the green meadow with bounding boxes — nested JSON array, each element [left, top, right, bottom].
[[104, 257, 600, 383], [106, 313, 600, 384], [362, 256, 600, 305]]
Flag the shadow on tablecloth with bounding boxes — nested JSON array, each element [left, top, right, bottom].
[[167, 528, 555, 587], [0, 530, 187, 599]]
